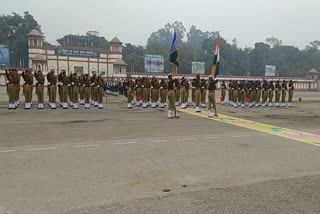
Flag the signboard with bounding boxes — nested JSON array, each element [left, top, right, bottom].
[[265, 65, 276, 77], [0, 46, 10, 66], [192, 62, 205, 74], [144, 55, 164, 73], [55, 48, 100, 58]]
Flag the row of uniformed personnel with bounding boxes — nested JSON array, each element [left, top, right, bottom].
[[227, 79, 295, 108], [5, 68, 106, 110]]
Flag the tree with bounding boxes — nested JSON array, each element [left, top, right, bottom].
[[0, 11, 40, 67], [265, 37, 282, 48], [123, 43, 145, 72], [56, 32, 109, 49]]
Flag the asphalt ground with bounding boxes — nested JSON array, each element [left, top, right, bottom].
[[0, 89, 319, 214]]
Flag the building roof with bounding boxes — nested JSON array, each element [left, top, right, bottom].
[[113, 58, 127, 66], [111, 36, 122, 44], [28, 29, 42, 37], [307, 68, 319, 74]]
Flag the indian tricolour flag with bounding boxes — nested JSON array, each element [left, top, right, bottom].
[[211, 32, 220, 78]]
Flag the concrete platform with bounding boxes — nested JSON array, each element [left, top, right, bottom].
[[0, 91, 319, 214]]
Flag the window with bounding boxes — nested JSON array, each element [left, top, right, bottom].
[[74, 66, 84, 75], [34, 39, 37, 46]]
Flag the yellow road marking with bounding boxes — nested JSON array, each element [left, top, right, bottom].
[[179, 108, 320, 147]]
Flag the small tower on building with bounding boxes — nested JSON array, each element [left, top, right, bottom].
[[110, 36, 123, 53], [27, 29, 47, 72]]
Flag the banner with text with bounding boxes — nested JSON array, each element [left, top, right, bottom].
[[192, 62, 205, 74], [144, 55, 164, 73], [265, 65, 276, 77], [0, 46, 10, 66], [55, 48, 100, 58]]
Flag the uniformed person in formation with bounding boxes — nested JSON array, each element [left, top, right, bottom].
[[248, 81, 255, 108], [14, 69, 21, 108], [232, 81, 239, 108], [255, 80, 262, 107], [79, 74, 85, 105], [58, 72, 63, 107], [68, 72, 74, 107], [207, 75, 218, 117], [160, 78, 167, 108], [261, 80, 268, 108], [191, 78, 196, 107], [83, 74, 91, 109], [268, 80, 275, 107], [5, 68, 19, 110], [194, 75, 202, 112], [274, 80, 281, 107], [200, 78, 207, 108], [71, 73, 80, 109], [228, 81, 233, 106], [35, 69, 45, 109], [221, 80, 226, 105], [174, 78, 181, 106], [167, 73, 179, 119], [47, 69, 57, 109], [91, 73, 98, 107], [135, 77, 142, 106], [152, 77, 160, 108], [288, 80, 294, 107], [127, 79, 134, 109], [22, 68, 33, 110], [180, 77, 187, 109], [281, 80, 288, 107], [97, 74, 106, 109], [60, 71, 69, 109], [145, 77, 151, 107]]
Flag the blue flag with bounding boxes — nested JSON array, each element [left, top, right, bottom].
[[169, 32, 179, 68]]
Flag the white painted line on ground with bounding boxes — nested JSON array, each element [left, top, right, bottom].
[[75, 144, 99, 148], [28, 147, 57, 151], [147, 140, 169, 143], [178, 138, 198, 141], [0, 150, 16, 153], [113, 142, 137, 145], [204, 137, 222, 139], [232, 135, 251, 138]]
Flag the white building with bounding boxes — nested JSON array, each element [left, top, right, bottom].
[[27, 29, 127, 78]]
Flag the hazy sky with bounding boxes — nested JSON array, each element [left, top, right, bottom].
[[1, 0, 319, 49]]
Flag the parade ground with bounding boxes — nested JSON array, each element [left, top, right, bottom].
[[0, 90, 320, 214]]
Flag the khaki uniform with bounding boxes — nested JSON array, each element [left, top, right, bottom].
[[194, 78, 201, 112], [255, 81, 262, 107], [22, 71, 34, 109], [221, 82, 226, 104], [281, 81, 288, 107], [97, 77, 105, 109], [200, 80, 207, 108], [152, 79, 160, 107], [175, 79, 181, 106], [207, 79, 218, 116], [167, 78, 176, 118], [288, 81, 294, 106], [91, 75, 98, 106], [6, 70, 19, 109], [61, 74, 69, 109], [268, 82, 275, 107], [160, 80, 167, 108], [275, 81, 281, 107], [58, 73, 63, 105], [71, 74, 80, 109], [79, 75, 85, 105], [83, 75, 91, 109], [47, 72, 57, 109], [35, 71, 45, 109], [261, 81, 268, 107], [135, 79, 142, 106], [127, 80, 134, 108]]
